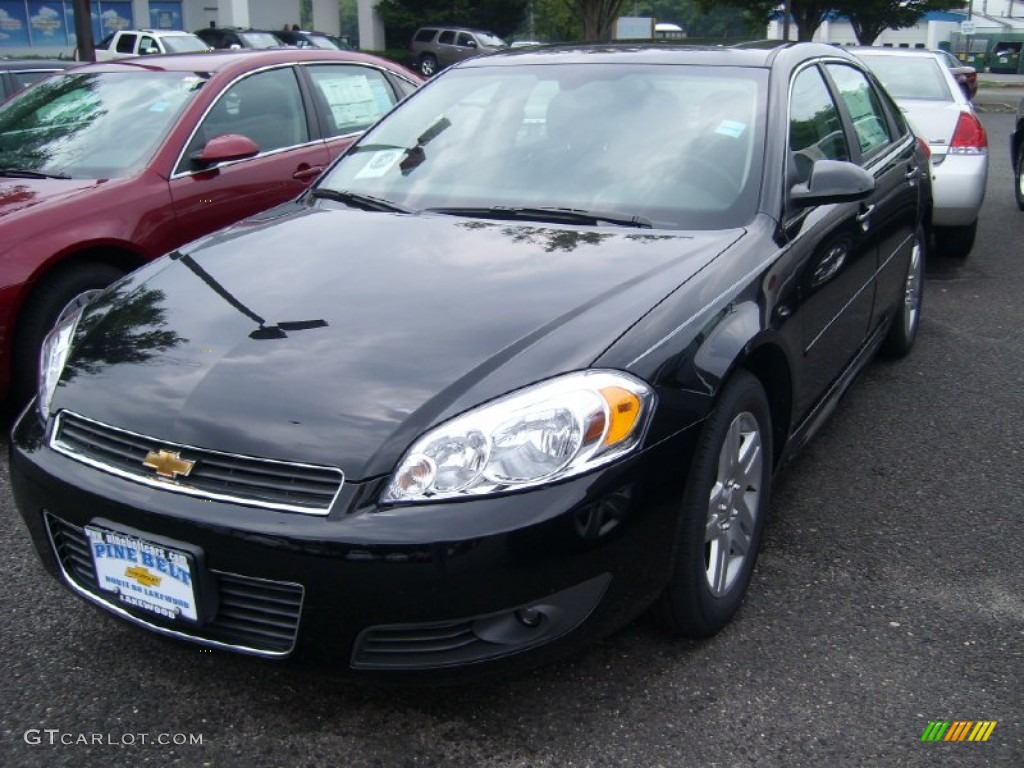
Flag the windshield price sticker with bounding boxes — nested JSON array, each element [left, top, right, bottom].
[[86, 527, 199, 622]]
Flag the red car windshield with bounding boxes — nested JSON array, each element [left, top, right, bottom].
[[0, 71, 206, 179]]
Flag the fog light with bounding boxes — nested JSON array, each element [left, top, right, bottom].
[[515, 607, 543, 628]]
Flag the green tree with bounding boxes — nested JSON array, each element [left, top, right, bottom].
[[697, 0, 827, 42], [833, 0, 964, 46], [569, 0, 628, 41]]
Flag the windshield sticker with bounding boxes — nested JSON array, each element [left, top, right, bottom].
[[149, 101, 171, 113], [354, 148, 404, 179], [715, 120, 747, 139]]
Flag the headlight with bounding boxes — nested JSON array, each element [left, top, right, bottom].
[[384, 370, 653, 503], [37, 306, 83, 421]]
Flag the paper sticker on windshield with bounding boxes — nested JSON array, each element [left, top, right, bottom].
[[354, 149, 403, 179], [715, 120, 747, 139]]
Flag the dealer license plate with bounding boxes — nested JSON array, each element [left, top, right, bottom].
[[85, 526, 199, 622]]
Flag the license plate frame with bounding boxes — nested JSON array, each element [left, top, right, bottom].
[[85, 524, 204, 624]]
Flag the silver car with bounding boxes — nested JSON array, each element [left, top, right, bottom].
[[855, 48, 988, 259]]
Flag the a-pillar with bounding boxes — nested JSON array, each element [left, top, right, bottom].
[[312, 0, 341, 35]]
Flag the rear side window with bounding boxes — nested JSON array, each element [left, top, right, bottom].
[[438, 31, 455, 45], [307, 64, 397, 136], [414, 29, 437, 43], [826, 64, 892, 157], [116, 34, 137, 54]]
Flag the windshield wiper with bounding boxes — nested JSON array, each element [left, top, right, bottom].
[[0, 168, 71, 180], [309, 188, 413, 214], [424, 206, 653, 229]]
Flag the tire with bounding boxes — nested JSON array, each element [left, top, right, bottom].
[[933, 221, 977, 259], [881, 227, 925, 359], [418, 54, 438, 77], [11, 262, 124, 405], [657, 370, 772, 638], [1015, 143, 1024, 212]]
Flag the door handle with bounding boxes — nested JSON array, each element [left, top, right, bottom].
[[293, 166, 324, 181], [856, 203, 875, 224], [905, 166, 918, 179]]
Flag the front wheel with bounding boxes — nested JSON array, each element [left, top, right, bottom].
[[418, 54, 438, 77], [657, 370, 772, 638]]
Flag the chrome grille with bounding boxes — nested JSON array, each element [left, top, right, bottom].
[[46, 513, 303, 656], [51, 411, 343, 514]]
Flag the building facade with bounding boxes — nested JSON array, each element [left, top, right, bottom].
[[0, 0, 383, 56]]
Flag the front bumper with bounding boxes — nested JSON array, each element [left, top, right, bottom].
[[930, 152, 988, 226], [11, 408, 699, 681]]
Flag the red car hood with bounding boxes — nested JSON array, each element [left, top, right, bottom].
[[0, 177, 107, 219]]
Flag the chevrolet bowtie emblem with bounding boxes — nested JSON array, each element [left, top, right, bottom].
[[143, 449, 195, 479]]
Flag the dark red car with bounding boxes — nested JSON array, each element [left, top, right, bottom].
[[935, 49, 978, 100], [0, 49, 420, 403]]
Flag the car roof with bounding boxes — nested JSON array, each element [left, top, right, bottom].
[[59, 48, 406, 76], [458, 41, 853, 69]]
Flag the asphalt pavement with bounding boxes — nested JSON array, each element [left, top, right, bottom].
[[1, 109, 1022, 768]]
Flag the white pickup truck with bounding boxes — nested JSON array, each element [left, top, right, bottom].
[[89, 29, 210, 61]]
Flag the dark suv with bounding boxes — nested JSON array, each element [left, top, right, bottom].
[[409, 26, 507, 76], [195, 28, 285, 50]]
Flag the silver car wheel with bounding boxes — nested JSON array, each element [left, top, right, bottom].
[[705, 411, 763, 597], [903, 240, 923, 338]]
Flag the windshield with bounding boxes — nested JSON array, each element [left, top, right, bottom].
[[307, 34, 339, 50], [240, 32, 284, 49], [317, 64, 766, 230], [0, 71, 205, 178], [858, 55, 953, 101], [476, 32, 508, 47], [162, 35, 212, 54]]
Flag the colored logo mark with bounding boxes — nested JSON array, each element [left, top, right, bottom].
[[921, 721, 997, 742]]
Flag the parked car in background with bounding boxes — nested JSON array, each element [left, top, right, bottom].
[[0, 48, 420, 404], [408, 25, 507, 76], [195, 28, 285, 50], [0, 59, 76, 101], [1013, 97, 1024, 210], [934, 49, 978, 100], [855, 47, 987, 258], [11, 42, 930, 681], [275, 29, 353, 50], [90, 29, 210, 61]]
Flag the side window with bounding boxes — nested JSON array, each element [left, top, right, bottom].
[[438, 31, 455, 45], [306, 64, 397, 136], [139, 36, 158, 55], [178, 68, 309, 173], [826, 64, 892, 158], [389, 76, 417, 100], [790, 66, 849, 184], [116, 34, 137, 54], [457, 33, 475, 47]]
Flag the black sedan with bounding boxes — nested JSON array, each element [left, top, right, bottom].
[[12, 43, 931, 682]]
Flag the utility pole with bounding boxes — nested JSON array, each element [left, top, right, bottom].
[[72, 0, 95, 61]]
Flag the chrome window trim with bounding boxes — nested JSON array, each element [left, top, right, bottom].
[[50, 410, 344, 515], [169, 59, 408, 180], [44, 512, 303, 658]]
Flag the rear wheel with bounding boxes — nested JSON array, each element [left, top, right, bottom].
[[881, 228, 925, 359], [418, 54, 438, 77], [934, 221, 977, 259], [11, 262, 124, 405], [1016, 143, 1024, 211], [658, 370, 772, 637]]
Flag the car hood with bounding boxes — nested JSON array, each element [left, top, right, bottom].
[[54, 205, 742, 480], [0, 177, 107, 218]]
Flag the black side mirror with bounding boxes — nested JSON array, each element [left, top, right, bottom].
[[790, 159, 875, 208]]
